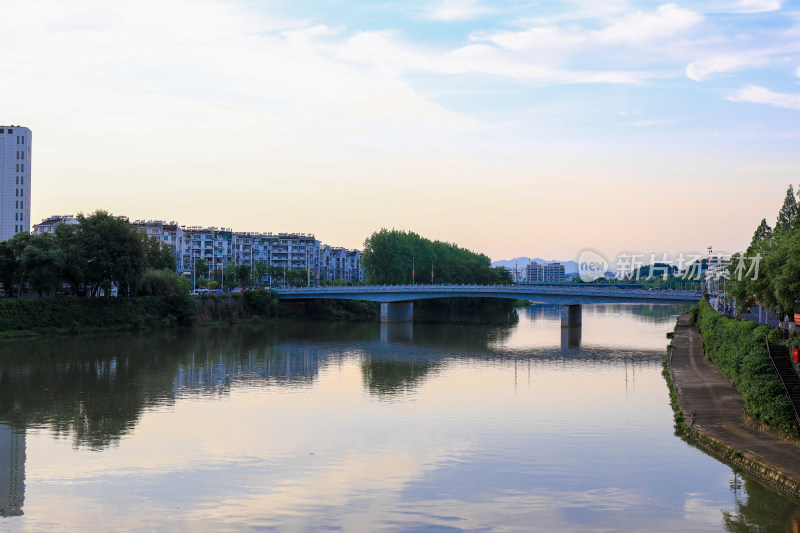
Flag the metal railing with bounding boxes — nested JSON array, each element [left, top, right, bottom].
[[764, 334, 800, 428]]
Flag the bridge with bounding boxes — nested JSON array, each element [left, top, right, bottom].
[[273, 284, 701, 325]]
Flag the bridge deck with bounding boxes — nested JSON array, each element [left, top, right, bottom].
[[273, 284, 701, 305]]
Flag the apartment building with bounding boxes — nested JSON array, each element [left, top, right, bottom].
[[34, 215, 364, 284], [33, 215, 79, 235], [0, 126, 32, 242], [525, 261, 565, 283]]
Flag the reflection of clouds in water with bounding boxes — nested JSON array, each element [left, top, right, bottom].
[[684, 492, 726, 528]]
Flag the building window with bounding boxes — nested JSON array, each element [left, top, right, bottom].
[[7, 128, 12, 134]]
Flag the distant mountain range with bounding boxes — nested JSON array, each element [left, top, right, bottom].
[[491, 257, 579, 274]]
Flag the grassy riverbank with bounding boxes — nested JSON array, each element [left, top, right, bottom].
[[0, 289, 284, 338], [692, 300, 796, 436]]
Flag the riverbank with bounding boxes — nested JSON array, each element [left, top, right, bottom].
[[666, 313, 800, 498]]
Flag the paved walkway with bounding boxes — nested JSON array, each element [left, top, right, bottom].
[[670, 314, 800, 495]]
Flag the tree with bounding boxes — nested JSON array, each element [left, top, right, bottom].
[[285, 269, 308, 286], [223, 263, 238, 288], [143, 235, 177, 271], [774, 184, 798, 234], [22, 233, 65, 297], [54, 223, 87, 296], [236, 264, 252, 287], [252, 261, 269, 287], [749, 218, 772, 249], [193, 258, 210, 281], [0, 241, 20, 297], [267, 265, 285, 286], [138, 268, 188, 297], [78, 210, 146, 296], [361, 229, 510, 285]]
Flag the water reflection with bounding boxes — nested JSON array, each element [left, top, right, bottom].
[[5, 303, 800, 532], [0, 309, 673, 450], [723, 473, 800, 532], [0, 424, 25, 517]]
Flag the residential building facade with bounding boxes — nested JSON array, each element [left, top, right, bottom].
[[525, 261, 565, 283], [34, 214, 365, 284], [33, 215, 79, 235], [0, 126, 32, 242]]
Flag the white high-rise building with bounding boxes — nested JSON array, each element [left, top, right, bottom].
[[0, 126, 32, 242]]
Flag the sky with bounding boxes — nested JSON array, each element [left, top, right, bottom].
[[2, 0, 799, 262]]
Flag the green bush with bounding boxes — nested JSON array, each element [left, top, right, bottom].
[[0, 295, 198, 332], [695, 300, 795, 434]]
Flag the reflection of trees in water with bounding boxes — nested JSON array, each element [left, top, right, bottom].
[[0, 304, 664, 448], [518, 303, 689, 324], [723, 472, 800, 532], [361, 357, 441, 397], [589, 303, 690, 323], [0, 323, 317, 449]]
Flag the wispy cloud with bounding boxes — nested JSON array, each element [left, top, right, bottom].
[[423, 0, 494, 21], [593, 4, 702, 44], [726, 85, 800, 110], [686, 52, 770, 82], [720, 0, 783, 13]]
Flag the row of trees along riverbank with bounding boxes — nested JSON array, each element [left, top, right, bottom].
[[727, 185, 800, 319], [697, 185, 800, 438], [361, 229, 517, 324]]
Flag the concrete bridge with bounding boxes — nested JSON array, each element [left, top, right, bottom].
[[273, 284, 701, 325]]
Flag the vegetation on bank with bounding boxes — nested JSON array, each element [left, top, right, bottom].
[[0, 210, 185, 298], [727, 184, 800, 318], [360, 229, 517, 322], [0, 295, 196, 336], [361, 229, 512, 286], [0, 289, 290, 337], [692, 300, 795, 435]]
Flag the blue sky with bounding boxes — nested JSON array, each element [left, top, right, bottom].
[[1, 0, 799, 260]]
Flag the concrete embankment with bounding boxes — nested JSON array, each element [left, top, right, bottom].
[[667, 314, 800, 497]]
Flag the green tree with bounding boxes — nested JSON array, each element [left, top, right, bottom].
[[267, 265, 285, 286], [252, 260, 269, 287], [223, 263, 238, 288], [236, 264, 252, 286], [750, 218, 772, 248], [0, 240, 20, 297], [22, 233, 65, 297], [54, 224, 87, 296], [193, 258, 210, 281], [775, 184, 798, 234], [143, 235, 177, 271], [138, 268, 188, 297], [285, 269, 308, 286], [361, 229, 510, 285], [78, 210, 146, 297]]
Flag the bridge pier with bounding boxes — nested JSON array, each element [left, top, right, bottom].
[[561, 304, 582, 328], [380, 321, 414, 342], [561, 304, 582, 349], [381, 302, 414, 323]]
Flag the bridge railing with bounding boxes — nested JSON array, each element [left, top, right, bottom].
[[273, 284, 702, 296]]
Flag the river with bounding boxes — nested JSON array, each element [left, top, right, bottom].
[[1, 303, 799, 531]]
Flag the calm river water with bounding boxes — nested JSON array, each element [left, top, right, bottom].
[[1, 303, 799, 532]]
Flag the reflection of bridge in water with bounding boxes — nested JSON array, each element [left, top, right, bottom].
[[0, 423, 24, 517]]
